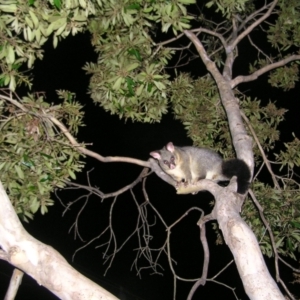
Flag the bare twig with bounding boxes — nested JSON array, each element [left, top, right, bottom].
[[187, 214, 210, 300], [230, 0, 278, 49]]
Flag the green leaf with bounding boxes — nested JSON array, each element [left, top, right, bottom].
[[40, 153, 53, 159], [22, 154, 35, 168], [290, 221, 300, 229], [178, 0, 195, 3], [37, 182, 45, 195], [125, 63, 139, 72], [41, 204, 48, 215], [125, 77, 135, 96], [0, 162, 6, 171], [53, 0, 61, 10], [206, 1, 214, 8], [6, 45, 15, 64], [125, 3, 141, 11], [128, 49, 142, 61], [112, 77, 123, 90], [68, 169, 76, 179], [14, 165, 24, 179], [30, 197, 40, 213]]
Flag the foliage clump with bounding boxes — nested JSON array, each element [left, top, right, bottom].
[[0, 91, 84, 220]]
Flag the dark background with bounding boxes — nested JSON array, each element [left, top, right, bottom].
[[0, 25, 300, 300]]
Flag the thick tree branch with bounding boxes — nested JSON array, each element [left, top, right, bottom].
[[213, 188, 284, 299], [184, 30, 254, 173], [184, 30, 221, 76], [231, 55, 300, 88], [0, 181, 118, 300]]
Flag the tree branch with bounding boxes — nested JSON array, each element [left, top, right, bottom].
[[0, 181, 119, 300], [231, 55, 300, 88], [0, 92, 150, 168], [240, 111, 280, 189], [230, 0, 278, 50], [237, 2, 275, 32]]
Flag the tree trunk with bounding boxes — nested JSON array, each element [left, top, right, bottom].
[[214, 187, 284, 300]]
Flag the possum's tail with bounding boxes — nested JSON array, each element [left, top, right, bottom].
[[222, 159, 251, 194]]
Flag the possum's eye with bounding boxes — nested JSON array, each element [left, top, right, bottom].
[[163, 160, 168, 165], [170, 156, 175, 163]]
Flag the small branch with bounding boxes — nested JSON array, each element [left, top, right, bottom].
[[241, 110, 280, 189], [49, 116, 149, 167], [277, 278, 295, 300], [247, 34, 273, 63], [278, 257, 300, 273], [187, 215, 210, 300], [230, 0, 278, 49], [0, 92, 150, 168], [231, 55, 300, 88], [4, 269, 24, 300], [66, 167, 150, 200], [158, 27, 227, 51], [237, 2, 274, 32]]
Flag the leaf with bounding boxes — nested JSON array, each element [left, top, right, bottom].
[[53, 0, 61, 10], [125, 62, 139, 72], [112, 76, 123, 90], [125, 3, 141, 11], [125, 77, 135, 96], [0, 161, 6, 171], [41, 204, 48, 215], [206, 1, 214, 8], [290, 221, 300, 229], [37, 182, 45, 195], [68, 169, 76, 179], [22, 155, 35, 168], [153, 81, 166, 90], [9, 75, 16, 91], [0, 4, 17, 13], [128, 49, 142, 61], [178, 0, 195, 3], [136, 84, 144, 96], [28, 10, 39, 28], [40, 153, 54, 159], [30, 197, 40, 213], [6, 45, 15, 64]]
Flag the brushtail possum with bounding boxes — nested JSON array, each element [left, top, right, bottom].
[[150, 142, 251, 194]]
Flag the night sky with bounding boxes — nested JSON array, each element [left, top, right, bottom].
[[1, 27, 300, 300]]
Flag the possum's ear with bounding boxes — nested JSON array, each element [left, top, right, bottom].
[[166, 142, 175, 152], [150, 151, 161, 159]]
